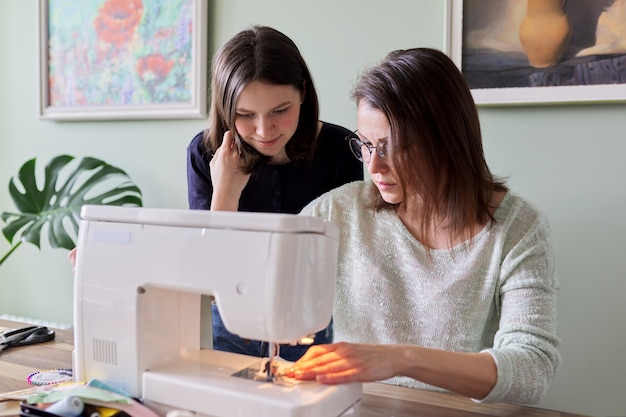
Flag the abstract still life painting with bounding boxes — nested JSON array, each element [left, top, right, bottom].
[[447, 0, 626, 105], [39, 0, 207, 120]]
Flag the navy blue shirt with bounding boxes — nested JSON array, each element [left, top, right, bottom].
[[187, 122, 363, 213], [186, 121, 363, 361]]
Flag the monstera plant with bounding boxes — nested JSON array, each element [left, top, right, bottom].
[[0, 154, 143, 266]]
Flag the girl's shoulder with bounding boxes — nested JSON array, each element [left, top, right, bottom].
[[317, 122, 352, 147], [188, 129, 209, 154]]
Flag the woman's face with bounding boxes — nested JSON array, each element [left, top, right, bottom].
[[234, 81, 303, 163], [357, 102, 403, 205]]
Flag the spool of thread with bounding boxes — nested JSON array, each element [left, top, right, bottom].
[[166, 410, 195, 417], [45, 396, 85, 417]]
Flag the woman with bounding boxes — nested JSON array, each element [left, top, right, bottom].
[[186, 25, 363, 360], [287, 48, 561, 404]]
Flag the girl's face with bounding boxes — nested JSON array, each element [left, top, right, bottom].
[[357, 102, 403, 205], [234, 81, 303, 163]]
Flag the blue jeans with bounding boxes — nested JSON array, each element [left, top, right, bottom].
[[211, 304, 333, 362]]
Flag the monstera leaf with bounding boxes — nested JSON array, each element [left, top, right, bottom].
[[0, 155, 143, 266]]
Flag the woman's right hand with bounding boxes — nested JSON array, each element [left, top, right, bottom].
[[209, 131, 251, 211]]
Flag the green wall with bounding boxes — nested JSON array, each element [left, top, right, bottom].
[[1, 1, 625, 416]]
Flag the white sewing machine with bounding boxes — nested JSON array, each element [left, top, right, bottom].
[[72, 205, 362, 417]]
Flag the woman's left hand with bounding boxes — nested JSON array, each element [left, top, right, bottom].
[[284, 342, 398, 384]]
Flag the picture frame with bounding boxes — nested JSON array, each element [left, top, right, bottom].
[[38, 0, 208, 121], [446, 0, 626, 105]]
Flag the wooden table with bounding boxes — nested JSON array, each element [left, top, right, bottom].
[[0, 319, 587, 417], [0, 319, 73, 394]]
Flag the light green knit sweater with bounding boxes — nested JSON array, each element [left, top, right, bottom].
[[301, 181, 562, 404]]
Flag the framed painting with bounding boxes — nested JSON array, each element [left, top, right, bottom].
[[446, 0, 626, 105], [38, 0, 208, 120]]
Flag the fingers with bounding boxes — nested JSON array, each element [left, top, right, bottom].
[[214, 131, 241, 159], [208, 130, 251, 211], [225, 130, 243, 154], [67, 248, 77, 273], [222, 130, 234, 148], [212, 131, 231, 156], [315, 369, 361, 385], [297, 344, 332, 362], [286, 345, 344, 380], [285, 342, 387, 385], [287, 360, 361, 384], [68, 247, 77, 270]]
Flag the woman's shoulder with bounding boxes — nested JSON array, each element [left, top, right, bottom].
[[302, 181, 370, 216], [497, 191, 546, 218], [329, 180, 369, 198], [494, 191, 552, 239]]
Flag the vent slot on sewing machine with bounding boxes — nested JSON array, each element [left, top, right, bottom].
[[92, 338, 118, 366]]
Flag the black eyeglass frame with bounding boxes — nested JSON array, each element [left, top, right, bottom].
[[345, 130, 389, 164]]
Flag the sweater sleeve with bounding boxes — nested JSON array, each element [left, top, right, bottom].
[[479, 211, 562, 404], [303, 187, 562, 405]]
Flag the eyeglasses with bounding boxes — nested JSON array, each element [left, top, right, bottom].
[[346, 131, 389, 164]]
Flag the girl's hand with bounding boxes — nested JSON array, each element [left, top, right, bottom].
[[68, 247, 77, 272], [209, 131, 251, 211]]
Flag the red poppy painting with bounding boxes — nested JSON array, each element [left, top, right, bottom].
[[38, 0, 207, 120]]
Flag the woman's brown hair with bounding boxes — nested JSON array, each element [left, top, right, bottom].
[[353, 48, 507, 249]]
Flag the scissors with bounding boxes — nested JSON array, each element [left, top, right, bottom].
[[0, 325, 56, 351]]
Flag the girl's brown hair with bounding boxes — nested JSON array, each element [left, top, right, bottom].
[[205, 25, 320, 172]]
